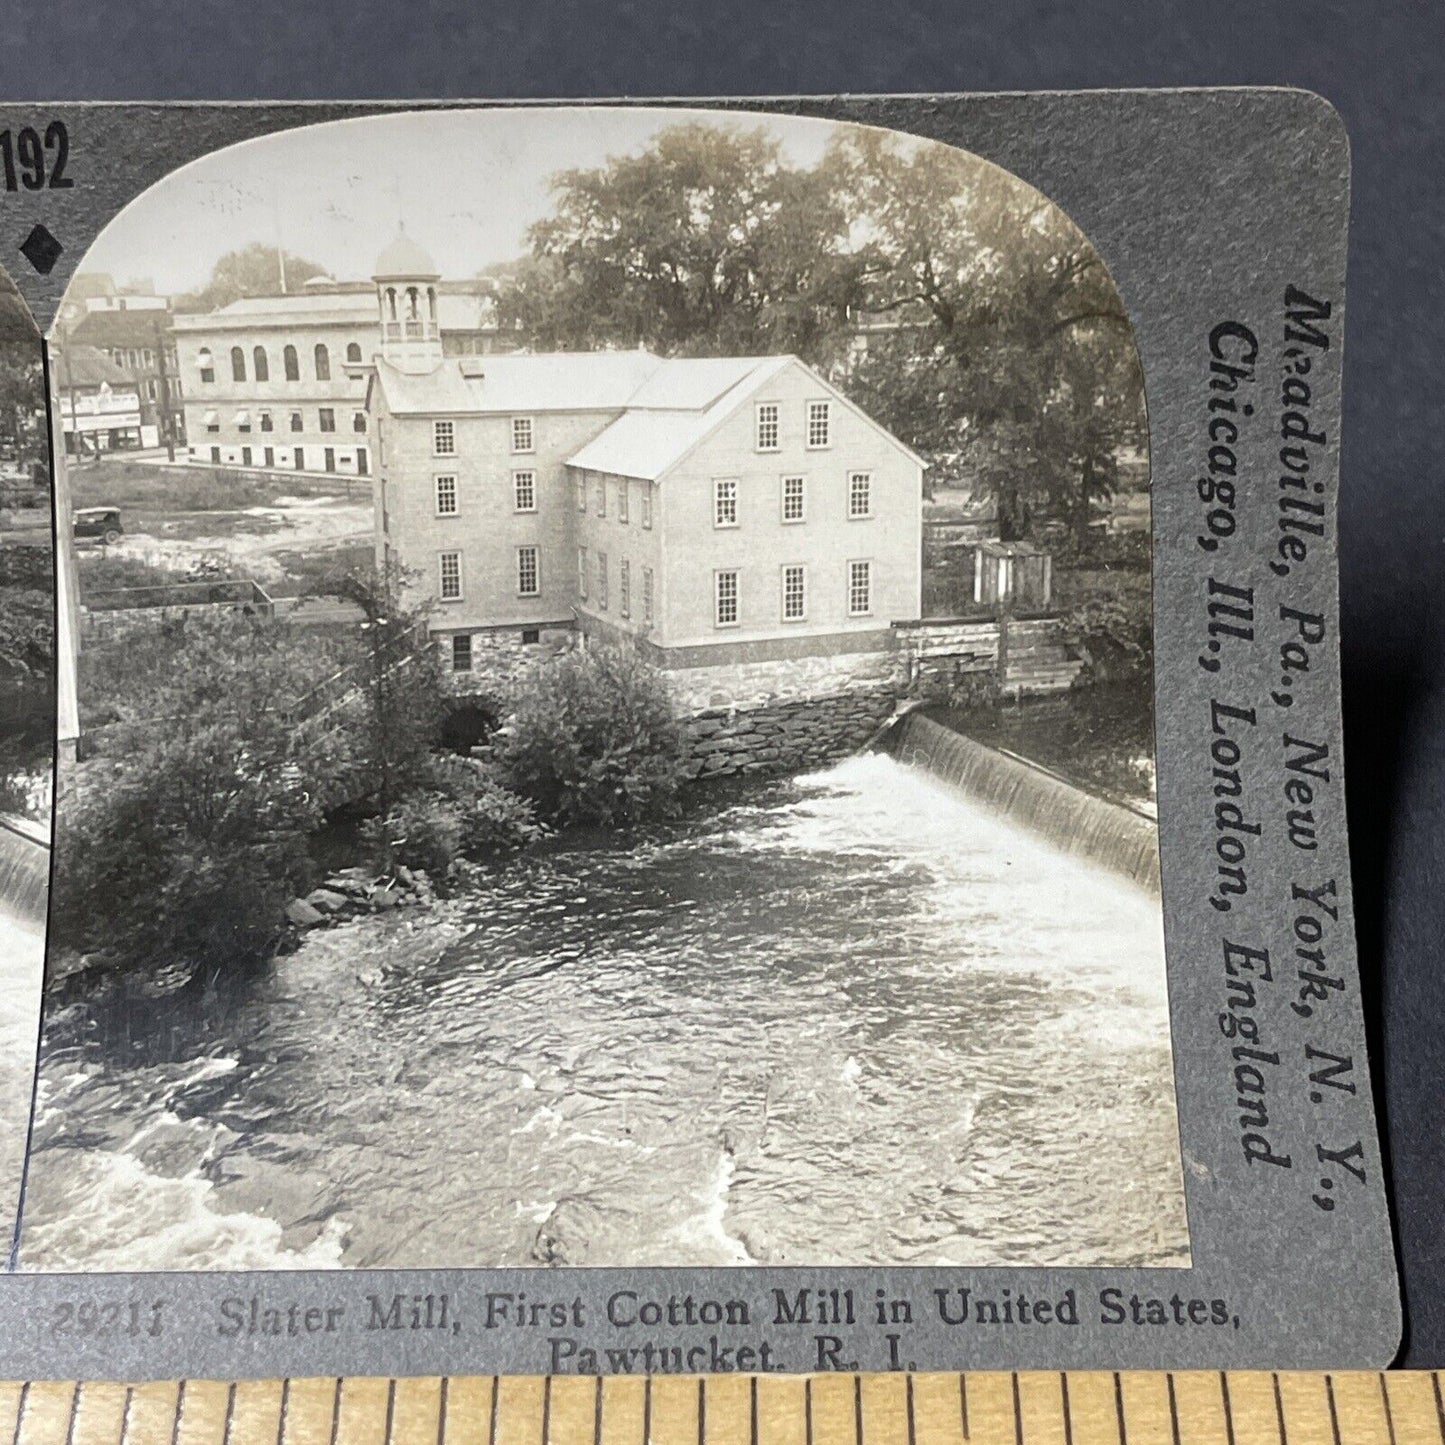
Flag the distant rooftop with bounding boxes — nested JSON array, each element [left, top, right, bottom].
[[59, 345, 132, 389], [173, 287, 499, 333]]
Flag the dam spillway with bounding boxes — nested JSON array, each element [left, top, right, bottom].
[[0, 815, 48, 929], [888, 711, 1161, 895]]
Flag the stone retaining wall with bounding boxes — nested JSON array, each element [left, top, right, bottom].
[[680, 688, 897, 780]]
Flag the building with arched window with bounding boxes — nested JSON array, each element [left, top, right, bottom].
[[174, 233, 516, 477]]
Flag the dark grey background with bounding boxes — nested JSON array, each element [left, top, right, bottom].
[[1, 0, 1439, 1368]]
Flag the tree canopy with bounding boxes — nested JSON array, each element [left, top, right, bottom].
[[176, 242, 329, 314], [501, 122, 1147, 542]]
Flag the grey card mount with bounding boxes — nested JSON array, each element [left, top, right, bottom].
[[0, 90, 1398, 1377]]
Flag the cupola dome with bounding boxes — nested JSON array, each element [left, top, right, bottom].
[[372, 228, 440, 281]]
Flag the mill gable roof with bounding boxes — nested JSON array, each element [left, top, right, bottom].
[[371, 351, 926, 479]]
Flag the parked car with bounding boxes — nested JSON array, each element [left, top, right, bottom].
[[72, 506, 124, 545]]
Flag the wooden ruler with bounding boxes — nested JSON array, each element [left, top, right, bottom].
[[0, 1372, 1438, 1445]]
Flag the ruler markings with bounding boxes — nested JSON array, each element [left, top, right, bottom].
[[2, 1384, 24, 1445], [224, 1380, 285, 1445], [1329, 1372, 1392, 1445], [1369, 1369, 1392, 1445], [702, 1376, 748, 1445], [649, 1377, 702, 1445], [1275, 1373, 1333, 1445], [270, 1379, 332, 1445], [900, 1373, 958, 1445], [122, 1387, 180, 1445], [540, 1378, 588, 1445], [1170, 1371, 1227, 1445], [14, 1377, 1445, 1445], [173, 1380, 228, 1445], [70, 1383, 127, 1445], [547, 1379, 590, 1445], [61, 1381, 79, 1445], [1377, 1372, 1439, 1445], [859, 1375, 909, 1445], [496, 1377, 546, 1445], [171, 1383, 187, 1445], [390, 1379, 445, 1445], [808, 1374, 856, 1445], [18, 1381, 76, 1445], [595, 1379, 642, 1445]]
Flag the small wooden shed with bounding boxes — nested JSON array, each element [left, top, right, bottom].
[[972, 539, 1054, 611]]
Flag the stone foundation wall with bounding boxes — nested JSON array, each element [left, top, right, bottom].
[[680, 688, 897, 780], [663, 646, 903, 712], [443, 624, 576, 707]]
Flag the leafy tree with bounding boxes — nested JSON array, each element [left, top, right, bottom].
[[502, 123, 866, 367], [315, 561, 447, 814], [831, 128, 1146, 544], [176, 242, 328, 314], [56, 615, 336, 974], [492, 643, 687, 827]]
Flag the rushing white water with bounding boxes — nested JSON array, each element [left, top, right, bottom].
[[0, 908, 43, 1251], [19, 753, 1189, 1272]]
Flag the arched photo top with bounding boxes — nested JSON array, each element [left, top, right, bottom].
[[65, 103, 1149, 568]]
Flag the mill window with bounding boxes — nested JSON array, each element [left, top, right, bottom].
[[439, 551, 463, 601], [715, 569, 739, 627], [713, 478, 738, 528], [517, 546, 540, 598]]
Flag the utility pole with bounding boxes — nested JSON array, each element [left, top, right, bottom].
[[153, 313, 176, 462]]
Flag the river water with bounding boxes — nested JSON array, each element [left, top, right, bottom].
[[17, 753, 1189, 1272]]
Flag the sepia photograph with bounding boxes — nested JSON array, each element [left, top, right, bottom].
[[13, 106, 1186, 1273]]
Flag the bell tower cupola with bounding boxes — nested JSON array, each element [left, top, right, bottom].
[[373, 226, 442, 374]]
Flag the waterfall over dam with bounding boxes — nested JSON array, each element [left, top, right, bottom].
[[0, 816, 48, 929], [888, 711, 1161, 895]]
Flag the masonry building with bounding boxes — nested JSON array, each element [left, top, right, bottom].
[[174, 233, 515, 479], [62, 276, 183, 449], [363, 239, 926, 696]]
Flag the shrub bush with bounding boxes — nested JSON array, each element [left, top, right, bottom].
[[360, 791, 465, 878], [431, 753, 545, 857], [1061, 594, 1153, 685], [361, 759, 543, 879], [54, 720, 320, 976], [492, 644, 687, 827]]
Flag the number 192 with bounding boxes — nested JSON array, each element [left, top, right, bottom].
[[1, 122, 73, 190]]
